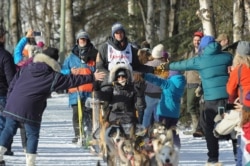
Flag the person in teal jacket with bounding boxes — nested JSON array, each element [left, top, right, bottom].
[[143, 70, 186, 148], [161, 36, 233, 165]]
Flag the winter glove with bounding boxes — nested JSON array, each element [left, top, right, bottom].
[[154, 62, 169, 78], [155, 62, 169, 71]]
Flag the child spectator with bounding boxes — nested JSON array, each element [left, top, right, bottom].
[[142, 70, 186, 148]]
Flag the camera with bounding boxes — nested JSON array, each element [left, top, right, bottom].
[[33, 31, 42, 36]]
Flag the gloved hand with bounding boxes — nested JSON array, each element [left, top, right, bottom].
[[155, 62, 169, 71]]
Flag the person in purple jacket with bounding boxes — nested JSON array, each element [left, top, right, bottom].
[[0, 47, 105, 166]]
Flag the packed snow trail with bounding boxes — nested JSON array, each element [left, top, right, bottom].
[[3, 93, 235, 166]]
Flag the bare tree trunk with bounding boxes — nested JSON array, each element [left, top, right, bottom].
[[159, 0, 167, 41], [59, 0, 66, 63], [197, 0, 215, 36], [244, 0, 250, 34], [10, 0, 19, 47], [233, 0, 244, 42], [146, 0, 154, 45], [128, 0, 135, 41], [167, 0, 176, 38], [65, 0, 73, 55]]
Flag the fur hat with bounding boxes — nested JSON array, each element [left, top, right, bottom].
[[111, 22, 125, 37], [76, 30, 89, 41], [198, 36, 215, 52], [109, 64, 133, 83], [42, 47, 59, 61], [168, 70, 180, 78], [152, 44, 164, 59], [216, 33, 228, 42], [194, 31, 204, 38], [236, 41, 250, 56], [243, 92, 250, 112]]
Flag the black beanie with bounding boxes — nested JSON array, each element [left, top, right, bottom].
[[42, 47, 59, 61]]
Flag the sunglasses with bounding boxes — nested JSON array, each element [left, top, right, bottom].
[[117, 75, 126, 78]]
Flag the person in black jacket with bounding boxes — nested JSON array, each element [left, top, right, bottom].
[[95, 22, 158, 118], [0, 47, 105, 166], [0, 26, 16, 156], [95, 63, 145, 125]]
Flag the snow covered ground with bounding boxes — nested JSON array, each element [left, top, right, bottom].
[[3, 94, 236, 166]]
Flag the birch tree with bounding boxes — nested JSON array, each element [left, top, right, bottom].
[[233, 0, 244, 42], [10, 0, 19, 47], [244, 0, 250, 34], [159, 0, 167, 41], [65, 0, 73, 55], [196, 0, 215, 36]]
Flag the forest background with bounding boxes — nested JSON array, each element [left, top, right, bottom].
[[0, 0, 249, 63]]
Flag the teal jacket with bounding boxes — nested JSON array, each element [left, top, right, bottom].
[[144, 73, 186, 118], [169, 42, 233, 101]]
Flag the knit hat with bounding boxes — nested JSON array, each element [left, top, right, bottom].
[[236, 41, 250, 56], [76, 30, 89, 40], [198, 36, 215, 52], [194, 31, 204, 38], [243, 91, 250, 112], [152, 44, 164, 59], [37, 41, 45, 48], [42, 47, 59, 61], [111, 22, 125, 37], [216, 33, 228, 42], [168, 70, 180, 78]]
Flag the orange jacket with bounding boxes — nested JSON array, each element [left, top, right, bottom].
[[227, 64, 250, 103], [68, 60, 95, 93]]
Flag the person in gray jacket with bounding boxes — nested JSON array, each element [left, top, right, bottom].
[[160, 36, 233, 165]]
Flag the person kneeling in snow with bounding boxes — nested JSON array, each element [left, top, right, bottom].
[[0, 47, 105, 166]]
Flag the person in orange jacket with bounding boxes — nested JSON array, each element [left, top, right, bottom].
[[61, 29, 98, 143]]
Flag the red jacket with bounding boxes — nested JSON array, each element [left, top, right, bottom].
[[227, 64, 250, 103]]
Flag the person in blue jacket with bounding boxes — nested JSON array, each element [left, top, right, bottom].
[[143, 70, 186, 148], [61, 29, 98, 143], [159, 36, 233, 165], [0, 47, 105, 166]]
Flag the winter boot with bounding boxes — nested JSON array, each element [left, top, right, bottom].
[[4, 139, 14, 156], [26, 153, 36, 166], [0, 146, 7, 165], [183, 114, 198, 135], [204, 162, 223, 166]]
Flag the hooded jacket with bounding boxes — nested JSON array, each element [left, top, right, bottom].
[[169, 42, 233, 100], [3, 53, 94, 126], [0, 43, 16, 96], [95, 64, 141, 124], [61, 43, 97, 105], [143, 73, 186, 118]]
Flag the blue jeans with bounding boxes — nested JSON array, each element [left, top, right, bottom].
[[0, 117, 40, 154], [142, 95, 160, 128], [0, 96, 7, 135], [236, 135, 242, 166]]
